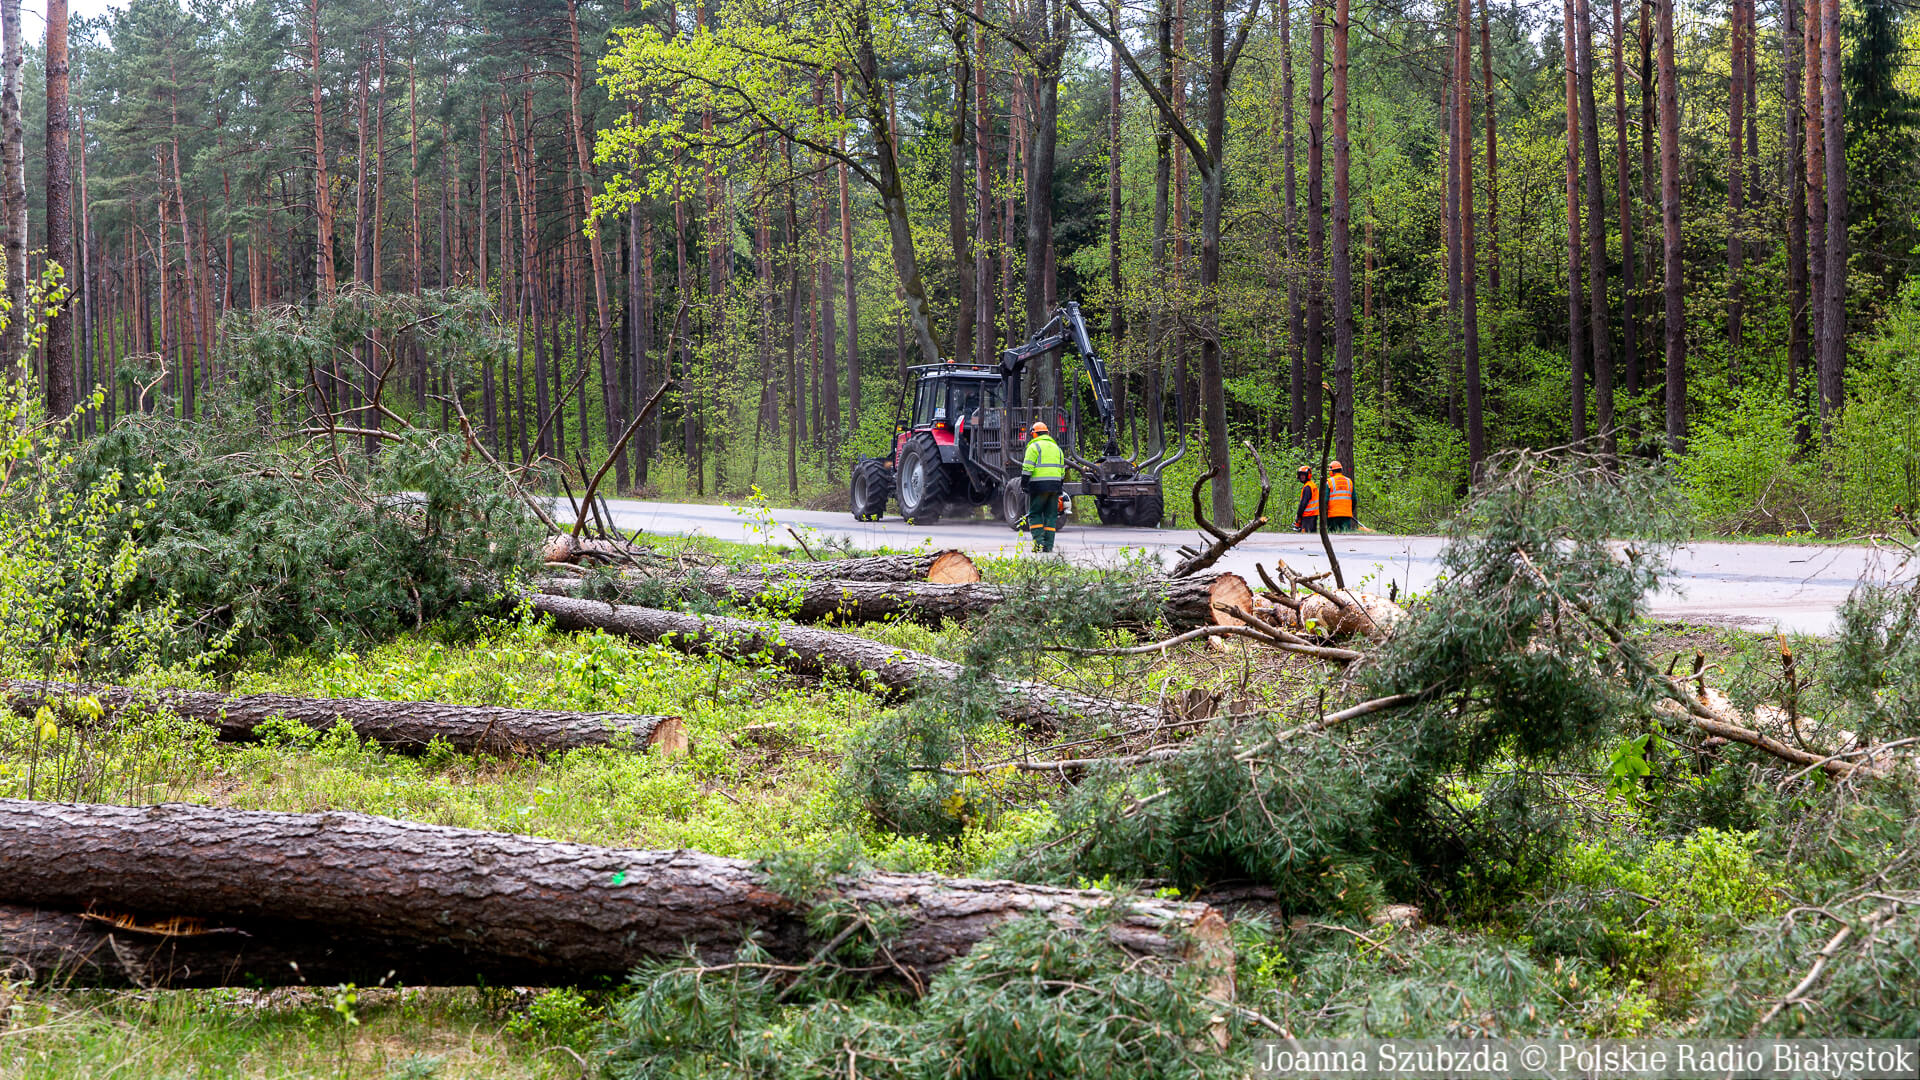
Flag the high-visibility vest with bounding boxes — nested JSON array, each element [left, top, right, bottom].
[[1023, 435, 1066, 482], [1298, 481, 1320, 517], [1326, 473, 1354, 517]]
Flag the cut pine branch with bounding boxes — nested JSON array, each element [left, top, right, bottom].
[[0, 801, 1227, 989], [1172, 443, 1273, 577], [1, 681, 686, 757]]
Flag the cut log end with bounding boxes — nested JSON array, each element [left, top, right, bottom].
[[1205, 574, 1253, 627], [926, 550, 982, 584], [647, 715, 690, 757]]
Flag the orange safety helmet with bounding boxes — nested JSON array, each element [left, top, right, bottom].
[[1297, 465, 1313, 478], [1329, 460, 1345, 473], [1030, 421, 1049, 436]]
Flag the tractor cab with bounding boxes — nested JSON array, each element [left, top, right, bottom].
[[889, 366, 1069, 469]]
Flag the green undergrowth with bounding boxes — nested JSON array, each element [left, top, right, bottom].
[[7, 451, 1920, 1074], [0, 985, 580, 1080]]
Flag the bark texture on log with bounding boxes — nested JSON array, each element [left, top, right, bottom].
[[529, 593, 1164, 730], [540, 571, 1251, 634], [0, 802, 1223, 988], [2, 681, 686, 758], [736, 550, 981, 584]]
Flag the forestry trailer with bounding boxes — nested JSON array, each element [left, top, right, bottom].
[[849, 302, 1183, 527]]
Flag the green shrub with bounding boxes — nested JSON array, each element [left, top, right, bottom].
[[1673, 384, 1826, 534], [505, 988, 601, 1046], [1523, 829, 1782, 996], [1831, 284, 1920, 531]]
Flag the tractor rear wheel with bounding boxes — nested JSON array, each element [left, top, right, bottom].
[[895, 435, 951, 524], [850, 458, 893, 521]]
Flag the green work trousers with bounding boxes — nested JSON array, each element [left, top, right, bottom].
[[1028, 483, 1062, 551]]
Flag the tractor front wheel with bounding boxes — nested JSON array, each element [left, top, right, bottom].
[[850, 458, 893, 521], [895, 435, 951, 524]]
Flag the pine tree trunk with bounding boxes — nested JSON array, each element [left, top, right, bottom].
[[1804, 0, 1825, 429], [3, 682, 685, 757], [1109, 39, 1125, 428], [1200, 0, 1236, 526], [1726, 0, 1746, 364], [1330, 0, 1354, 482], [309, 0, 336, 297], [1480, 0, 1498, 297], [1658, 0, 1685, 452], [530, 594, 1167, 731], [1784, 0, 1810, 446], [1611, 0, 1637, 403], [815, 78, 840, 449], [1577, 0, 1613, 450], [1457, 0, 1483, 470], [1306, 0, 1325, 449], [1816, 0, 1845, 437], [0, 802, 1224, 990], [1446, 66, 1462, 432], [1148, 0, 1171, 455], [1281, 0, 1303, 445], [837, 79, 862, 431], [43, 0, 73, 419], [974, 5, 995, 365], [949, 35, 975, 372], [544, 571, 1251, 634], [1563, 0, 1587, 445]]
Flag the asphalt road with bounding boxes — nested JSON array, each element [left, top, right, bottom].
[[587, 497, 1896, 635]]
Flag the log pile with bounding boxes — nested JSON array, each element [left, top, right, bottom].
[[0, 801, 1226, 989], [528, 593, 1165, 731], [1, 681, 686, 757]]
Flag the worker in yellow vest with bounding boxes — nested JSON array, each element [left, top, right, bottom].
[[1325, 460, 1358, 532], [1021, 422, 1067, 552], [1293, 465, 1321, 532]]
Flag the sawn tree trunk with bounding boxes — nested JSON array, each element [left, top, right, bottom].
[[0, 801, 1225, 989], [541, 571, 1252, 633], [2, 681, 685, 757]]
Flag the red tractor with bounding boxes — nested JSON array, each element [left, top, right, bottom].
[[849, 303, 1182, 526]]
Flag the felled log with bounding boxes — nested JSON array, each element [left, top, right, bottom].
[[0, 801, 1225, 989], [1, 681, 686, 757], [1295, 590, 1405, 641], [540, 570, 1252, 634], [740, 549, 981, 584], [529, 593, 1164, 731]]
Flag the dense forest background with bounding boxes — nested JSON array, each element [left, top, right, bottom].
[[5, 0, 1919, 531]]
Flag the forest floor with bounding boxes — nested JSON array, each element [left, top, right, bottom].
[[0, 528, 1801, 1078]]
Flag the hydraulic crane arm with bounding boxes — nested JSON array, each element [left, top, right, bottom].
[[998, 302, 1122, 458]]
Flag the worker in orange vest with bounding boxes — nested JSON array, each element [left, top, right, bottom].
[[1293, 465, 1320, 532], [1325, 460, 1358, 532]]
